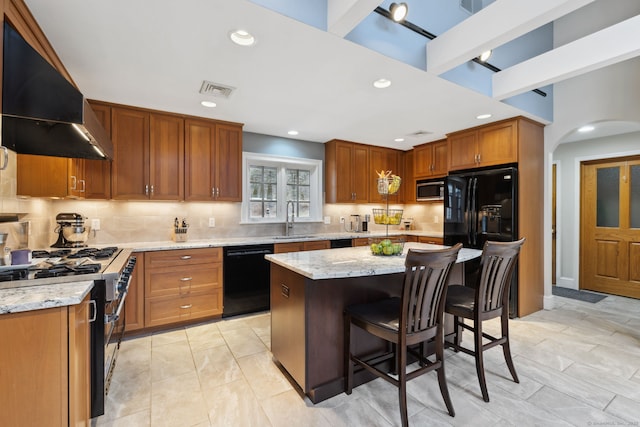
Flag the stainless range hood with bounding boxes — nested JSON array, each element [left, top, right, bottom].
[[2, 22, 113, 160]]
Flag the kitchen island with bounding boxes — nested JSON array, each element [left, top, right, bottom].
[[265, 243, 481, 403]]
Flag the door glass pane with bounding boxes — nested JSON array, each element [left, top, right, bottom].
[[596, 167, 619, 227], [631, 165, 640, 229]]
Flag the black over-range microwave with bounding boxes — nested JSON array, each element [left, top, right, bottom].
[[416, 179, 445, 201]]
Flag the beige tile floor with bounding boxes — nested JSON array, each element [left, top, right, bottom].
[[94, 293, 640, 427]]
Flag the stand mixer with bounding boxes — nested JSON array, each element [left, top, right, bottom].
[[51, 213, 90, 248]]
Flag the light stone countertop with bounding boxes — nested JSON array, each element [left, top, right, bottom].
[[265, 243, 481, 280], [0, 280, 93, 314], [119, 230, 444, 252]]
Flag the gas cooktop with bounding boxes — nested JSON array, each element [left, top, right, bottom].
[[0, 246, 129, 289]]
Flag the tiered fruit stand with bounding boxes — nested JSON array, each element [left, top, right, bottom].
[[370, 172, 404, 256]]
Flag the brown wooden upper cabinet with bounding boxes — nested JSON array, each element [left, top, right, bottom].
[[111, 107, 184, 200], [448, 119, 518, 171], [403, 150, 415, 203], [325, 140, 369, 203], [185, 119, 242, 202], [369, 146, 401, 203], [413, 140, 447, 178]]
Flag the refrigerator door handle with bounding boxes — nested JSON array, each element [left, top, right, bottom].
[[471, 177, 478, 246], [466, 177, 473, 245]]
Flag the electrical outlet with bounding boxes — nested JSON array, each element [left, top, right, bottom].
[[339, 216, 345, 224], [208, 217, 216, 227], [323, 216, 331, 224], [91, 219, 101, 231]]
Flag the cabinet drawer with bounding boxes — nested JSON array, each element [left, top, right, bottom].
[[145, 290, 222, 327], [145, 247, 221, 268], [418, 236, 443, 245], [146, 264, 221, 297], [303, 240, 330, 251]]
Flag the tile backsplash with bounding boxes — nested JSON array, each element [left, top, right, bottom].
[[4, 198, 444, 248]]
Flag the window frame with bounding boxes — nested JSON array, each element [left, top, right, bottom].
[[241, 152, 323, 224]]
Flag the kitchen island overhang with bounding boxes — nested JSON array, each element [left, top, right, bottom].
[[266, 243, 481, 403]]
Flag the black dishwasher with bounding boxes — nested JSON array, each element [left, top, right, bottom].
[[223, 244, 274, 317]]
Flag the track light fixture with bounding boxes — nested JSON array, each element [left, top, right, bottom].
[[389, 2, 409, 23], [478, 50, 492, 62]]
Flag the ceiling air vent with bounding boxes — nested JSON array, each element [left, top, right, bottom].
[[199, 80, 235, 98], [409, 130, 432, 138]]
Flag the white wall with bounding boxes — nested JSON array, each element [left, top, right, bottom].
[[552, 131, 640, 289], [543, 0, 640, 305]]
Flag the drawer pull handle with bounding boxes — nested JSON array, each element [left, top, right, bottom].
[[281, 283, 290, 298], [180, 255, 192, 260], [180, 304, 192, 309], [180, 277, 192, 282]]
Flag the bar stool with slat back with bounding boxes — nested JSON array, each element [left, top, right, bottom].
[[445, 238, 525, 402], [344, 243, 462, 427]]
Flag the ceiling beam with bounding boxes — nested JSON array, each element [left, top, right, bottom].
[[426, 0, 595, 75], [492, 14, 640, 100], [327, 0, 383, 38]]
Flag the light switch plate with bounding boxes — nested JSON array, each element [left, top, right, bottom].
[[208, 217, 216, 227], [91, 219, 101, 231], [323, 216, 331, 224]]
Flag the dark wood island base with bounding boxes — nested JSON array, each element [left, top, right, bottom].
[[270, 261, 465, 403]]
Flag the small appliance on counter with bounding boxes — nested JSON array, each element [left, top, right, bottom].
[[51, 212, 90, 248], [345, 214, 364, 233]]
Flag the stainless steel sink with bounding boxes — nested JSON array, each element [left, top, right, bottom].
[[273, 235, 315, 240]]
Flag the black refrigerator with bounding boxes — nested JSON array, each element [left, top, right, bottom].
[[444, 166, 519, 317]]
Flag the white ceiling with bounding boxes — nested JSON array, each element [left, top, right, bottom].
[[21, 0, 639, 150]]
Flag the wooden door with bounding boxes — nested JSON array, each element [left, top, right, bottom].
[[334, 141, 355, 202], [125, 253, 145, 332], [477, 120, 517, 167], [581, 157, 640, 298], [413, 143, 434, 178], [431, 140, 448, 176], [149, 113, 184, 200], [68, 295, 90, 426], [448, 131, 478, 171], [17, 154, 69, 197], [215, 124, 243, 201], [85, 102, 111, 199], [352, 143, 369, 203], [185, 119, 215, 201], [111, 107, 149, 199]]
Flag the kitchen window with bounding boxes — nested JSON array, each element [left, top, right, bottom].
[[241, 152, 322, 223]]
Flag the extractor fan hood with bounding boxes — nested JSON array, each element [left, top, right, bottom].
[[2, 22, 113, 160]]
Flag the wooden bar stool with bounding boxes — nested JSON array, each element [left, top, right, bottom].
[[445, 238, 525, 402], [344, 243, 462, 427]]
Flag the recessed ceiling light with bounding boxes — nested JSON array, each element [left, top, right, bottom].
[[229, 30, 255, 46], [373, 78, 391, 89], [578, 125, 595, 133], [476, 113, 492, 119], [201, 100, 217, 108], [287, 130, 299, 136], [394, 138, 404, 142]]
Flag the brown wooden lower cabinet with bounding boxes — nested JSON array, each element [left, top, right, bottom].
[[125, 253, 145, 332], [274, 240, 330, 253], [0, 294, 91, 427], [418, 236, 443, 245], [143, 248, 223, 328]]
